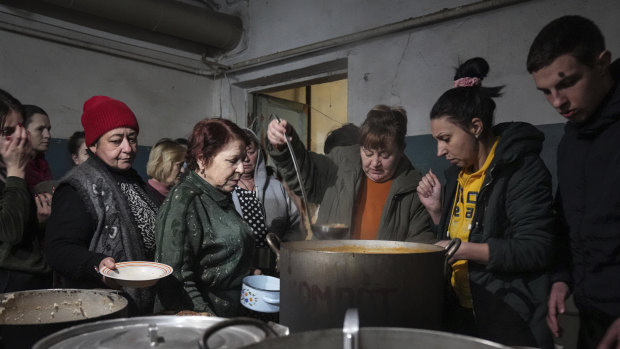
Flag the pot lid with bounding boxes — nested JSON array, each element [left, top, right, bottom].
[[33, 315, 265, 349]]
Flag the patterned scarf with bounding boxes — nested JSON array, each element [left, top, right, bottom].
[[119, 182, 157, 260]]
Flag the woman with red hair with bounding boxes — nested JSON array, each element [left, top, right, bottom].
[[155, 118, 254, 317]]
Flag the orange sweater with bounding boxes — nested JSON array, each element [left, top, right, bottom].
[[351, 177, 393, 240]]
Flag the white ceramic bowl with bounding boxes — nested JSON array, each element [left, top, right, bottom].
[[240, 275, 280, 313], [99, 261, 173, 288]]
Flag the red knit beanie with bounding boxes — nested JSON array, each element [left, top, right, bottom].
[[81, 96, 140, 146]]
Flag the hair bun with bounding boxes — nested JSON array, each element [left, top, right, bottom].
[[454, 57, 490, 81]]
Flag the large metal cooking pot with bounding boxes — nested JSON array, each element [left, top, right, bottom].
[[244, 327, 509, 349], [34, 316, 275, 349], [201, 309, 509, 349], [0, 289, 128, 349], [267, 234, 460, 333], [243, 326, 509, 349]]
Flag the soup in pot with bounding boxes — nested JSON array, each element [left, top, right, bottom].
[[306, 246, 437, 254]]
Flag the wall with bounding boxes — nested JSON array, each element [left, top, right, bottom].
[[219, 0, 620, 134], [215, 0, 619, 186], [2, 0, 619, 179], [0, 30, 218, 146], [1, 22, 223, 180]]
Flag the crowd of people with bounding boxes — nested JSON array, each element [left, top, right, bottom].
[[1, 14, 619, 349]]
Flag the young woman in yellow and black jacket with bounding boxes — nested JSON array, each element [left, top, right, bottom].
[[417, 57, 555, 349]]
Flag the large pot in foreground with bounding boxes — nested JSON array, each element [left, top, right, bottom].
[[0, 289, 128, 349], [268, 237, 458, 333], [243, 327, 509, 349], [33, 316, 269, 349], [199, 311, 506, 349]]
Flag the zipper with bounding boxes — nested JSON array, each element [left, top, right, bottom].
[[445, 182, 461, 239], [444, 165, 496, 238], [469, 166, 495, 235]]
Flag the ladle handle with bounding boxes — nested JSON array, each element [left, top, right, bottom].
[[199, 317, 278, 349], [272, 114, 313, 230]]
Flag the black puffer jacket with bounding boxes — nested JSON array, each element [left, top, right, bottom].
[[437, 122, 554, 348], [553, 60, 620, 318]]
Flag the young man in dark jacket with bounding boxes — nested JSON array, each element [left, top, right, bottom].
[[527, 15, 620, 349]]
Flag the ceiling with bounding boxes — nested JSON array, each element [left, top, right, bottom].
[[0, 0, 245, 75], [2, 0, 243, 53]]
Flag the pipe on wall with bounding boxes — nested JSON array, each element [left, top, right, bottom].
[[39, 0, 243, 50], [215, 0, 533, 74]]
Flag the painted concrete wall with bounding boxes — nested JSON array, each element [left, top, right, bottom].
[[218, 0, 620, 136], [0, 30, 218, 146], [2, 0, 619, 182], [223, 0, 474, 62], [3, 0, 619, 140]]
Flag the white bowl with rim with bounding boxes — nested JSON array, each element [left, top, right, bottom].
[[99, 261, 173, 288]]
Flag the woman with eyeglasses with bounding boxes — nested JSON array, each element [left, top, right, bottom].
[[0, 88, 51, 292]]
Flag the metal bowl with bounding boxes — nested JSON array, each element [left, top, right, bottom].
[[310, 223, 350, 240], [0, 289, 128, 349]]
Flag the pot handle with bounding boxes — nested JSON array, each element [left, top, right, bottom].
[[266, 233, 281, 256], [443, 238, 461, 260], [343, 308, 359, 349], [199, 317, 278, 349], [266, 233, 281, 272], [263, 295, 280, 305]]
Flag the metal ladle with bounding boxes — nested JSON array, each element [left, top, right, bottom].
[[272, 114, 350, 239], [272, 114, 313, 225]]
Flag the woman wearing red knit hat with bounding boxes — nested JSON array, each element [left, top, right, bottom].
[[46, 96, 159, 315]]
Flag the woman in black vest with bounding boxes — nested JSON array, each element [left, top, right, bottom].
[[46, 96, 158, 315]]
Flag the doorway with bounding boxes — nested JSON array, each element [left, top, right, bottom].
[[250, 78, 348, 154]]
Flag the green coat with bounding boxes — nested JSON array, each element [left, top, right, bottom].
[[269, 129, 434, 242], [155, 171, 254, 316]]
